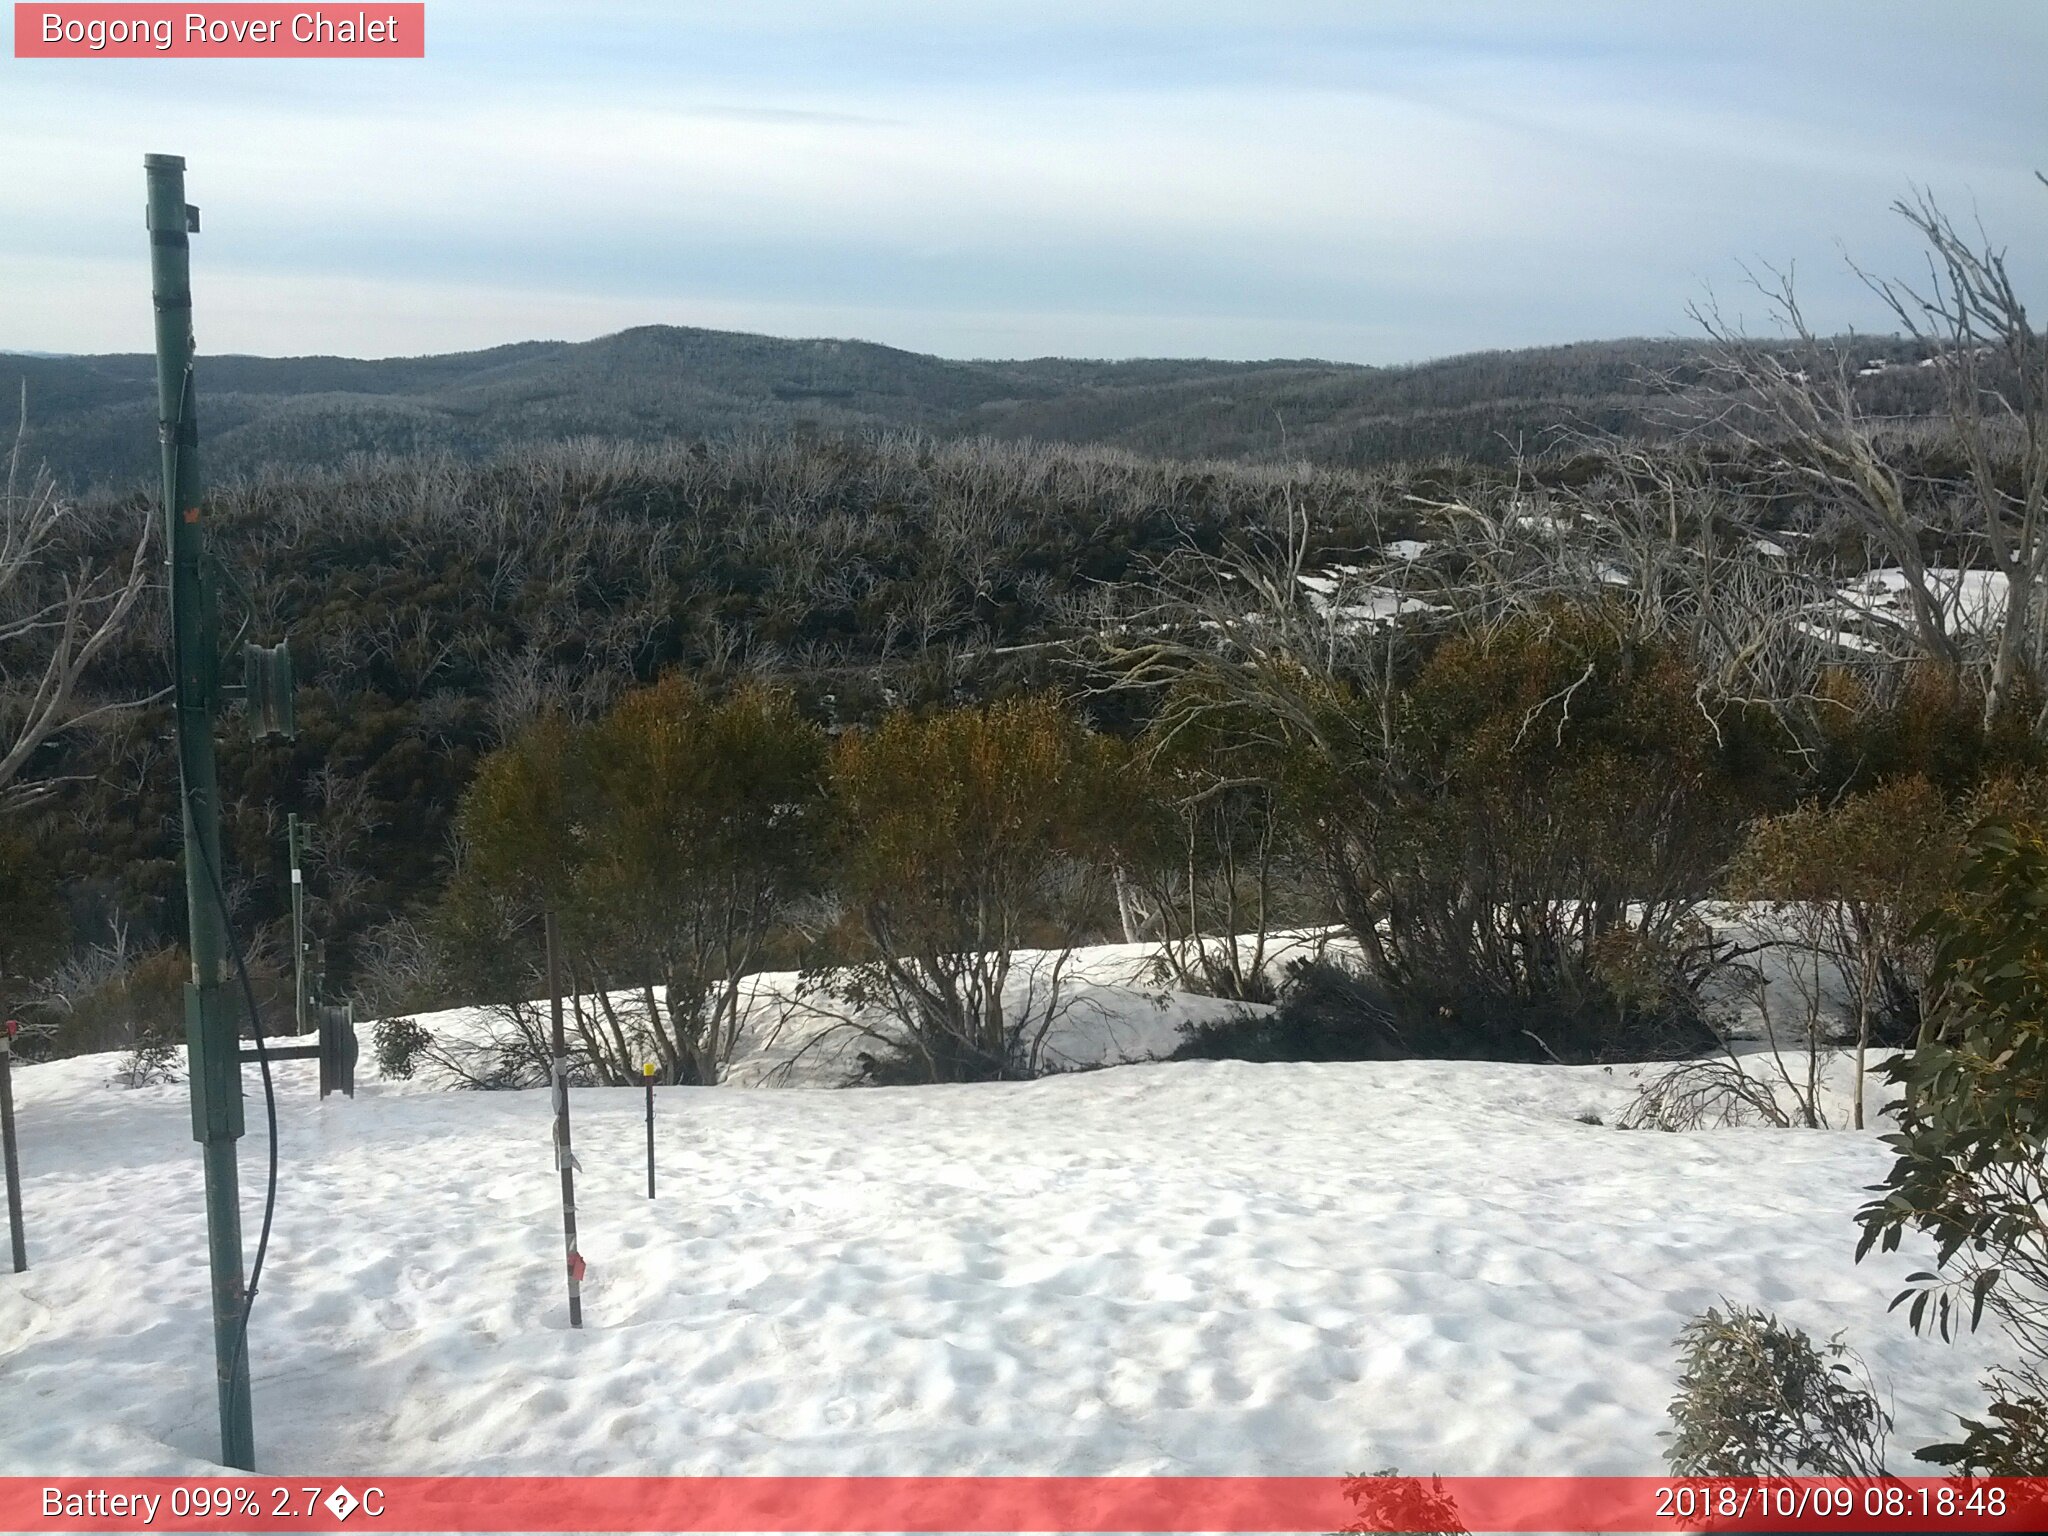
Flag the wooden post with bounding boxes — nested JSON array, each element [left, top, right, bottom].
[[545, 911, 582, 1327], [2, 1019, 25, 1273], [643, 1061, 656, 1200]]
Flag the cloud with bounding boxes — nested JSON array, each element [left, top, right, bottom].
[[2, 1, 2042, 362]]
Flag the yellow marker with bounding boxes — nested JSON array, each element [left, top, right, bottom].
[[643, 1062, 656, 1078]]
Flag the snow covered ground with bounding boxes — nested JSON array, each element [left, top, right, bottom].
[[0, 986, 2000, 1482]]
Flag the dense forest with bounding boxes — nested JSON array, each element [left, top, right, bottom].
[[4, 434, 1422, 987], [2, 325, 1949, 494], [0, 414, 2021, 1052], [0, 250, 2023, 1072]]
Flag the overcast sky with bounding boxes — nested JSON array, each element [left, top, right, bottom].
[[3, 1, 2043, 364]]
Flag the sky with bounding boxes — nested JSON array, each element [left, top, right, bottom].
[[2, 1, 2044, 365]]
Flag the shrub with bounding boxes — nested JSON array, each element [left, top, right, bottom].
[[1340, 1471, 1469, 1535], [1810, 663, 2045, 803], [113, 1034, 182, 1088], [1619, 1059, 1813, 1131], [443, 676, 826, 1085], [1664, 1304, 1890, 1477], [35, 944, 189, 1060], [576, 677, 826, 1084], [1858, 817, 2048, 1471], [1305, 606, 1748, 1062], [820, 695, 1128, 1082], [1920, 1365, 2048, 1475], [1728, 775, 1959, 1124], [372, 1015, 434, 1080], [1172, 959, 1408, 1062]]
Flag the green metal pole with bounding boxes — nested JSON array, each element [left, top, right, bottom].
[[147, 152, 255, 1472], [2, 1022, 26, 1272]]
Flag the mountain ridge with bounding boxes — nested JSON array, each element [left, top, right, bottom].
[[5, 323, 1938, 492]]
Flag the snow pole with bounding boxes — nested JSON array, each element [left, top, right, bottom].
[[643, 1061, 656, 1199], [289, 813, 308, 1037], [2, 1019, 25, 1272], [148, 152, 257, 1472], [546, 910, 583, 1327]]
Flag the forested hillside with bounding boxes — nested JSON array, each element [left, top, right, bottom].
[[0, 266, 2008, 1084], [2, 325, 1946, 492], [3, 435, 1415, 990]]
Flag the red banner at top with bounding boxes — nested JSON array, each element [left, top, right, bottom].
[[13, 4, 425, 57]]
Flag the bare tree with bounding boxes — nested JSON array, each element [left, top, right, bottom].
[[0, 406, 156, 809], [1688, 179, 2048, 731]]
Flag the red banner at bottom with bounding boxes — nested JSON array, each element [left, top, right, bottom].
[[6, 1476, 2047, 1534]]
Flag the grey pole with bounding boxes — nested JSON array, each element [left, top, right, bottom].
[[2, 1020, 25, 1272], [643, 1060, 656, 1200], [546, 911, 583, 1326], [289, 813, 308, 1038]]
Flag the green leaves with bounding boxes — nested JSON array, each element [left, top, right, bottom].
[[1851, 815, 2048, 1473], [1855, 816, 2048, 1347], [1664, 1304, 1891, 1478], [443, 676, 827, 1083]]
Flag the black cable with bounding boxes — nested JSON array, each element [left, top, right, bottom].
[[193, 825, 280, 1393]]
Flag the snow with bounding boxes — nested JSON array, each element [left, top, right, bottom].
[[1785, 566, 2009, 656], [0, 950, 1999, 1480], [1793, 617, 1886, 654], [400, 937, 1301, 1091], [1296, 572, 1438, 631], [1832, 567, 2009, 637]]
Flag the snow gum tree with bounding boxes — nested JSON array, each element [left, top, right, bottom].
[[0, 428, 154, 812], [1693, 181, 2048, 735]]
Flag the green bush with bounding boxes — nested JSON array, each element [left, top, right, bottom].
[[1809, 664, 2045, 803], [1664, 1304, 1891, 1477], [1300, 607, 1743, 1060], [1728, 775, 1957, 1048], [444, 675, 826, 1086], [823, 695, 1129, 1082], [40, 946, 189, 1060], [372, 1016, 434, 1081], [1173, 960, 1406, 1063], [1858, 817, 2048, 1472], [1340, 1470, 1469, 1535]]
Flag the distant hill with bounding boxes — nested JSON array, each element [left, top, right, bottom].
[[2, 325, 1941, 492]]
